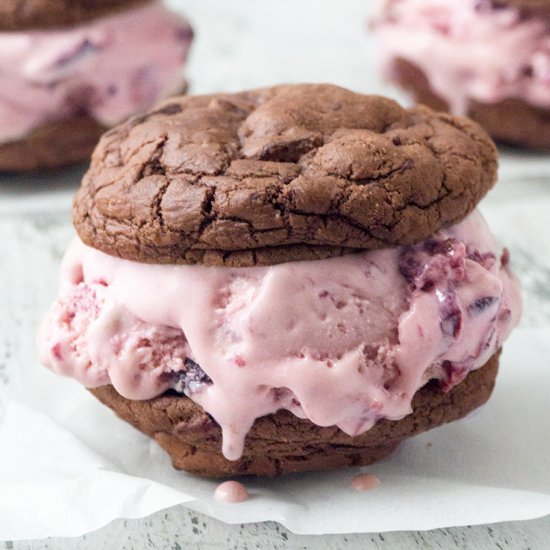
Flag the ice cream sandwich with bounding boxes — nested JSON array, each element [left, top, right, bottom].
[[374, 0, 550, 149], [38, 84, 521, 476], [0, 0, 192, 171]]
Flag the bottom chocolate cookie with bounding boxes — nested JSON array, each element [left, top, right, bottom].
[[90, 351, 500, 478], [0, 115, 106, 173], [392, 58, 550, 151]]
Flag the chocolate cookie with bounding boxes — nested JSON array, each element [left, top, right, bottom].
[[74, 84, 498, 267], [391, 58, 550, 151], [0, 116, 105, 172], [90, 352, 499, 477], [0, 0, 149, 31]]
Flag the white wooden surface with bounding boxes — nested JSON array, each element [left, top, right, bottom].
[[1, 0, 550, 547]]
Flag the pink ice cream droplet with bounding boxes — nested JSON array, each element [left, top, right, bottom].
[[214, 481, 249, 503], [351, 473, 381, 491]]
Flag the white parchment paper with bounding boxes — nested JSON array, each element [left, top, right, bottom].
[[0, 327, 549, 540]]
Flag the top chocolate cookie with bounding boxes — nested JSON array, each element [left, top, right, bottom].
[[74, 84, 498, 267], [0, 0, 149, 31]]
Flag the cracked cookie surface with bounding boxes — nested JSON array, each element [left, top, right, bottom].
[[0, 0, 149, 31], [74, 83, 498, 266]]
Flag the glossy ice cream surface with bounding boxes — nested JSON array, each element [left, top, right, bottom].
[[375, 0, 550, 114], [0, 1, 192, 144], [38, 210, 521, 460]]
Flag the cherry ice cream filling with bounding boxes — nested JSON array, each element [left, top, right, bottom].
[[38, 210, 521, 460]]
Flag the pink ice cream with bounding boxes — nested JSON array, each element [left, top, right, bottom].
[[374, 0, 550, 114], [38, 210, 521, 461], [0, 1, 192, 144]]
